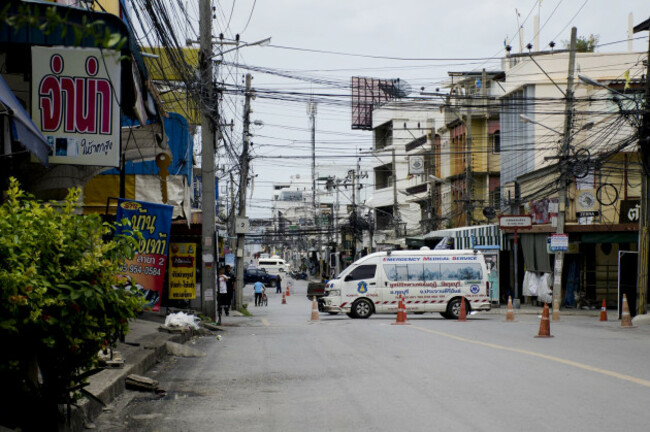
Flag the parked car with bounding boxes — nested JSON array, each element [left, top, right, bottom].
[[244, 267, 278, 287]]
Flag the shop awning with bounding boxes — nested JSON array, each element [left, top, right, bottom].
[[0, 74, 48, 166], [421, 224, 502, 250]]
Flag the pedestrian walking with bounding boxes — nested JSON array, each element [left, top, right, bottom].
[[225, 265, 235, 312], [253, 280, 265, 306], [276, 274, 282, 294], [217, 268, 229, 324]]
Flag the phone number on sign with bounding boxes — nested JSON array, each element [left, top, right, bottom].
[[119, 264, 162, 276]]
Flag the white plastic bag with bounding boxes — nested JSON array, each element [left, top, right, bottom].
[[164, 311, 200, 330], [537, 273, 553, 304], [523, 271, 537, 296]]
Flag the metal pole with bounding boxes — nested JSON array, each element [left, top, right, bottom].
[[199, 0, 216, 320], [552, 26, 577, 320], [235, 73, 252, 310], [514, 229, 519, 307]]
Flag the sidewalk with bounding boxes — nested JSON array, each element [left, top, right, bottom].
[[70, 312, 199, 431], [482, 303, 601, 317]]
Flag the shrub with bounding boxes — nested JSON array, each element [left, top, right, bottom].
[[0, 178, 144, 431]]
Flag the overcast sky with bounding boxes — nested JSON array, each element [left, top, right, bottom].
[[197, 0, 650, 218]]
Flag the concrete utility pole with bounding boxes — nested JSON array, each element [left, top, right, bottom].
[[307, 101, 320, 275], [633, 18, 650, 315], [309, 102, 317, 208], [392, 148, 399, 237], [552, 26, 577, 320], [465, 104, 473, 226], [199, 0, 216, 320], [235, 73, 252, 310]]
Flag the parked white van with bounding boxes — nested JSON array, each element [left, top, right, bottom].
[[322, 249, 491, 319], [258, 256, 290, 275]]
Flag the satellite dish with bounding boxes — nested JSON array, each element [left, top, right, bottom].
[[379, 78, 412, 98], [483, 207, 497, 219]]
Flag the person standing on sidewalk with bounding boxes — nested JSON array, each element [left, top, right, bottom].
[[275, 274, 282, 294], [225, 265, 235, 312], [217, 268, 229, 324], [253, 280, 265, 306]]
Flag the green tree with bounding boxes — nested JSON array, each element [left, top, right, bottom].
[[0, 178, 144, 431], [564, 34, 599, 52]]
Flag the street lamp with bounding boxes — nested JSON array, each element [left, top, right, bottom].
[[578, 74, 637, 101], [210, 37, 272, 59]]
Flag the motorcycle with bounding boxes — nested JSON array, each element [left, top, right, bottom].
[[289, 270, 307, 280]]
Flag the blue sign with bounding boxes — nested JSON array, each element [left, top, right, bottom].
[[357, 281, 368, 294]]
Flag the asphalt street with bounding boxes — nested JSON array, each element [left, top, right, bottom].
[[95, 279, 650, 432]]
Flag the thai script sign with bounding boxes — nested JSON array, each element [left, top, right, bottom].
[[116, 199, 174, 311], [498, 215, 532, 229], [169, 243, 197, 300], [31, 46, 121, 166]]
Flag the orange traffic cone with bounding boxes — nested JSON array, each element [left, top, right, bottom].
[[505, 296, 515, 322], [621, 294, 635, 328], [392, 296, 409, 325], [599, 299, 608, 322], [457, 296, 467, 322], [286, 284, 290, 297], [281, 293, 287, 304], [310, 297, 319, 321], [535, 303, 554, 338], [552, 299, 560, 321]]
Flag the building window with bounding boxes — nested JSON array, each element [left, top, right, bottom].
[[492, 130, 500, 154]]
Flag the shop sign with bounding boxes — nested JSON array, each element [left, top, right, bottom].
[[549, 234, 569, 252], [115, 199, 174, 311], [620, 200, 640, 223], [169, 243, 197, 300], [409, 155, 424, 174], [576, 189, 599, 218], [31, 46, 121, 166], [498, 215, 532, 229]]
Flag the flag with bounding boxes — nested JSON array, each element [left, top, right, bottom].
[[623, 70, 631, 90]]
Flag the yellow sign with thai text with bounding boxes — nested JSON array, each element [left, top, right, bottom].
[[169, 243, 196, 300]]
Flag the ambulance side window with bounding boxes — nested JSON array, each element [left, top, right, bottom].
[[345, 265, 376, 281]]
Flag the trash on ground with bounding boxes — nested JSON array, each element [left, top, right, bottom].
[[164, 311, 201, 330]]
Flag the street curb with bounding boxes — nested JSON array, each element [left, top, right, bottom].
[[69, 327, 193, 431]]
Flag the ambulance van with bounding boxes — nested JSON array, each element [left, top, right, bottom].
[[322, 248, 491, 319], [257, 256, 290, 275]]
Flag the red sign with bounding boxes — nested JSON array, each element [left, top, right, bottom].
[[31, 46, 121, 167]]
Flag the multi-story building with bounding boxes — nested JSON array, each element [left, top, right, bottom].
[[438, 70, 504, 228], [369, 102, 439, 246], [499, 49, 646, 308]]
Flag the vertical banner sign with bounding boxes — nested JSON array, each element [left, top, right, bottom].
[[31, 46, 121, 166], [116, 199, 174, 311], [169, 243, 197, 300]]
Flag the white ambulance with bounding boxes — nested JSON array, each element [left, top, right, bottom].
[[322, 249, 491, 319]]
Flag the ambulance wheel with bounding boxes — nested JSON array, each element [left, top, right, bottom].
[[446, 298, 467, 319], [352, 298, 373, 319]]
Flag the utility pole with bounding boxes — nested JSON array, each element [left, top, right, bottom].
[[392, 148, 399, 237], [307, 101, 320, 276], [229, 172, 236, 252], [633, 18, 650, 315], [465, 105, 473, 226], [552, 26, 577, 320], [235, 73, 252, 310], [199, 0, 216, 320], [309, 102, 317, 208]]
